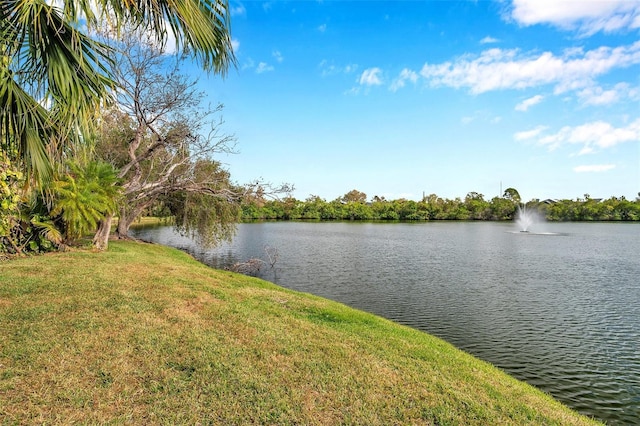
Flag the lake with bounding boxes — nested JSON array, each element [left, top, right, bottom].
[[132, 221, 640, 424]]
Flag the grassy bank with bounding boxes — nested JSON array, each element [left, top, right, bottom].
[[0, 242, 599, 425]]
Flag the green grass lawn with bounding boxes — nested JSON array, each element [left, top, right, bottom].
[[0, 241, 600, 425]]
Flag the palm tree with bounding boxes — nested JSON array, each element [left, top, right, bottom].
[[52, 160, 121, 243], [0, 0, 235, 182]]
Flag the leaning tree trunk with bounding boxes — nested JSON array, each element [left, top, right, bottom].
[[115, 203, 150, 239], [93, 213, 113, 251], [116, 208, 134, 239]]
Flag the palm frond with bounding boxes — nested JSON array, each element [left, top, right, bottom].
[[0, 67, 52, 181], [97, 0, 236, 73], [1, 0, 235, 185], [30, 216, 63, 245], [1, 0, 114, 181]]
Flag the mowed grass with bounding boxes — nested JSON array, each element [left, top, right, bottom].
[[0, 242, 600, 425]]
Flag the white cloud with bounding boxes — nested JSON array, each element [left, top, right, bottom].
[[230, 3, 246, 16], [390, 68, 419, 92], [319, 60, 358, 77], [515, 94, 544, 111], [256, 62, 274, 73], [241, 58, 255, 70], [577, 82, 635, 106], [272, 50, 283, 63], [539, 118, 640, 154], [573, 164, 616, 173], [318, 24, 327, 33], [359, 67, 383, 86], [480, 36, 499, 44], [509, 0, 640, 35], [420, 41, 640, 94], [231, 39, 240, 53], [578, 86, 619, 106], [514, 125, 548, 141]]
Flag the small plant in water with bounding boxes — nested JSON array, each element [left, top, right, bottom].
[[264, 245, 279, 269], [229, 245, 279, 276]]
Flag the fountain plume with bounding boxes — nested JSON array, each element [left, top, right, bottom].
[[515, 205, 543, 232]]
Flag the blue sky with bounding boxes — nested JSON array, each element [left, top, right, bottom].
[[198, 0, 640, 202]]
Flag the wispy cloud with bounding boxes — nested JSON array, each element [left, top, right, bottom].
[[359, 68, 383, 86], [241, 58, 255, 71], [480, 36, 499, 44], [509, 0, 640, 36], [319, 60, 358, 77], [256, 62, 274, 74], [230, 3, 246, 16], [272, 50, 283, 63], [515, 94, 544, 111], [573, 164, 616, 173], [318, 24, 327, 33], [419, 41, 640, 94], [390, 68, 418, 92], [514, 125, 549, 141]]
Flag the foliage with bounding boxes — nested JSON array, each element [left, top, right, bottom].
[[0, 152, 62, 255], [503, 187, 521, 203], [541, 196, 640, 221], [165, 161, 241, 247], [0, 151, 23, 253], [342, 189, 368, 203], [1, 153, 54, 254], [51, 161, 120, 243], [0, 151, 21, 238], [0, 0, 235, 181], [1, 154, 122, 254], [240, 189, 640, 222]]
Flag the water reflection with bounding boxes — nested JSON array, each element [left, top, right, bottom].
[[132, 221, 640, 424]]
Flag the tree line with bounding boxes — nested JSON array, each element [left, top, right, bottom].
[[240, 189, 640, 222]]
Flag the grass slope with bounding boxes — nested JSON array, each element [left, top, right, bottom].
[[0, 242, 599, 425]]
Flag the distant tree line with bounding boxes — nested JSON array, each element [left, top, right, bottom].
[[240, 189, 640, 222]]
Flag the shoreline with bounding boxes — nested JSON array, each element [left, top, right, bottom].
[[0, 241, 601, 424]]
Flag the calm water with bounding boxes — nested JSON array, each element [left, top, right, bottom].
[[132, 221, 640, 424]]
